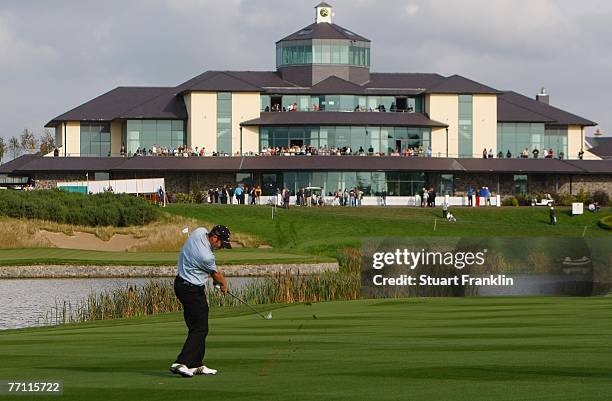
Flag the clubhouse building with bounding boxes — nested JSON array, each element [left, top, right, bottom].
[[2, 2, 611, 198]]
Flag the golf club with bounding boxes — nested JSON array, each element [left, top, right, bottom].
[[214, 284, 272, 320]]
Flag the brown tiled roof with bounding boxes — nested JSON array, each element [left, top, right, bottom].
[[426, 75, 500, 94], [45, 87, 187, 127], [13, 157, 125, 172], [278, 22, 370, 42], [499, 91, 596, 126], [585, 137, 612, 158], [7, 155, 612, 175], [240, 112, 448, 128], [115, 156, 244, 172], [176, 71, 262, 93], [564, 159, 612, 172], [310, 76, 365, 94], [497, 96, 554, 123], [366, 73, 445, 90], [0, 154, 40, 174], [457, 158, 585, 174]]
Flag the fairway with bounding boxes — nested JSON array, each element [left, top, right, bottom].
[[2, 297, 611, 401], [0, 248, 331, 266], [167, 205, 612, 256]]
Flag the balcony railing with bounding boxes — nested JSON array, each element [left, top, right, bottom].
[[49, 150, 603, 161]]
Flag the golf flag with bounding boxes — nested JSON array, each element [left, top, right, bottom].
[[181, 227, 189, 235]]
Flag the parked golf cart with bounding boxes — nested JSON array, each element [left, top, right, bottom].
[[531, 194, 554, 207]]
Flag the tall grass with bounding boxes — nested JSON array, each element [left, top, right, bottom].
[[41, 249, 361, 325]]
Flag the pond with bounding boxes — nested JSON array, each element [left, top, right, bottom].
[[0, 276, 259, 330]]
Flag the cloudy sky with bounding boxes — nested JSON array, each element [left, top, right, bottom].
[[0, 0, 610, 157]]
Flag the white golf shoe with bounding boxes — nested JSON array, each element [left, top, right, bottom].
[[191, 365, 218, 375], [169, 363, 193, 378]]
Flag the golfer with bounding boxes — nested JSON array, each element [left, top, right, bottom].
[[169, 225, 231, 378]]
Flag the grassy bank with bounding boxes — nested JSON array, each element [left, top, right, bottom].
[[166, 205, 612, 257], [0, 248, 333, 266], [1, 297, 611, 401]]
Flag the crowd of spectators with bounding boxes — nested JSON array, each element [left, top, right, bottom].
[[489, 147, 570, 160], [117, 142, 580, 161]]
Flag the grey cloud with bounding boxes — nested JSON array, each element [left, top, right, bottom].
[[0, 0, 610, 162]]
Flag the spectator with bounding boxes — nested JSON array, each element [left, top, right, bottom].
[[578, 149, 584, 160], [488, 148, 494, 158], [282, 188, 290, 209], [234, 185, 243, 205], [482, 148, 487, 159], [506, 149, 512, 158], [549, 206, 556, 225], [467, 187, 474, 206], [532, 148, 540, 158], [497, 151, 503, 158], [254, 185, 262, 205]]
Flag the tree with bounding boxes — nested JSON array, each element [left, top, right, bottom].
[[0, 137, 6, 164], [9, 136, 20, 160], [20, 128, 38, 154], [40, 129, 56, 155]]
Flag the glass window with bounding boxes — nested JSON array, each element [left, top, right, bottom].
[[440, 174, 453, 195], [313, 41, 322, 64], [217, 93, 232, 154], [80, 123, 111, 157], [340, 95, 356, 112], [236, 173, 253, 185], [94, 172, 109, 181], [282, 95, 297, 111], [299, 96, 310, 111], [322, 40, 331, 64], [513, 174, 528, 195], [340, 44, 349, 64], [261, 95, 271, 111], [331, 42, 341, 64], [350, 126, 366, 151], [458, 95, 473, 158], [305, 45, 312, 64]]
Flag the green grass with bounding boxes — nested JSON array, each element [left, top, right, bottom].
[[2, 297, 611, 401], [0, 248, 332, 267], [166, 205, 612, 257]]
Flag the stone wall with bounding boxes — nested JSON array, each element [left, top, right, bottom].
[[559, 174, 612, 196], [30, 170, 612, 198], [453, 173, 612, 198], [33, 172, 86, 189], [0, 262, 339, 279], [111, 171, 235, 194]]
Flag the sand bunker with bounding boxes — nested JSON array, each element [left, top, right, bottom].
[[40, 230, 147, 251]]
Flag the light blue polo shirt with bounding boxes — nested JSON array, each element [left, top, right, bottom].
[[177, 228, 217, 286]]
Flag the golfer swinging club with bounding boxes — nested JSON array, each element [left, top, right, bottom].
[[169, 225, 231, 378]]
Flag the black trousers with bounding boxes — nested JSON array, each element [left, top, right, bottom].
[[174, 276, 209, 368]]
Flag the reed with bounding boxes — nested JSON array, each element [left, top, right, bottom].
[[40, 267, 360, 326]]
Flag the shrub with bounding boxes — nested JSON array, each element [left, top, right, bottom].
[[599, 215, 612, 230], [514, 194, 531, 206], [592, 190, 609, 206], [575, 189, 593, 204], [173, 192, 196, 203], [502, 197, 519, 207], [0, 189, 159, 227]]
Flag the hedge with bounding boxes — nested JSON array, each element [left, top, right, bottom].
[[0, 189, 159, 227], [599, 215, 612, 230]]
